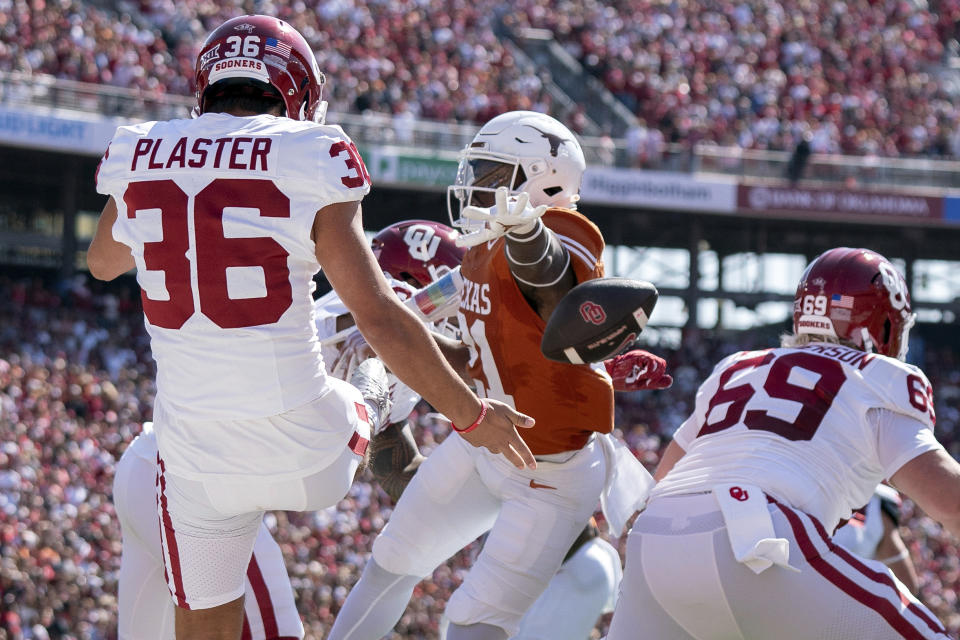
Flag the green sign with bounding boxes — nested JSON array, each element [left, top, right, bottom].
[[360, 146, 459, 187]]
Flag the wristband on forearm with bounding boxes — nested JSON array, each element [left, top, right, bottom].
[[506, 218, 545, 242], [452, 399, 488, 434]]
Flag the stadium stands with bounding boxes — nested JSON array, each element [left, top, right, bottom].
[[509, 0, 960, 159], [3, 1, 960, 637], [4, 0, 960, 159]]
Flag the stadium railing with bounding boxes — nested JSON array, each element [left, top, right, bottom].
[[3, 71, 960, 192], [0, 71, 642, 167], [694, 145, 960, 192]]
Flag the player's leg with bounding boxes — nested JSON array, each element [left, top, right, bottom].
[[158, 458, 261, 640], [168, 446, 357, 640], [113, 437, 176, 640], [445, 438, 607, 639], [115, 429, 303, 640], [155, 367, 376, 640], [327, 433, 501, 640], [604, 508, 709, 640], [728, 500, 949, 640], [447, 623, 508, 640], [512, 533, 622, 640], [243, 524, 304, 640]]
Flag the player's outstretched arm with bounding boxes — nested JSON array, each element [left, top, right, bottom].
[[431, 331, 473, 385], [875, 511, 920, 594], [87, 197, 135, 280], [459, 187, 575, 321], [653, 439, 686, 482], [891, 448, 960, 537], [504, 218, 576, 321], [313, 200, 536, 470], [370, 421, 424, 503]]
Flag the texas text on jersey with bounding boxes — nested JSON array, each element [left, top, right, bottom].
[[458, 207, 613, 455]]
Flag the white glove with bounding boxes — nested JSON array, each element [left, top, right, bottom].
[[329, 329, 374, 382], [455, 187, 548, 248]]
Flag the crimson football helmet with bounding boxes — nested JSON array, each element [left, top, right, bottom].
[[194, 15, 326, 122], [371, 220, 465, 288], [793, 247, 916, 360]]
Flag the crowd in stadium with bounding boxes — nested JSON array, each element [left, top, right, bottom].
[[0, 275, 957, 639], [5, 0, 960, 159]]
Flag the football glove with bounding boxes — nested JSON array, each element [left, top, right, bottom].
[[604, 349, 673, 391], [455, 187, 548, 248], [330, 329, 375, 382]]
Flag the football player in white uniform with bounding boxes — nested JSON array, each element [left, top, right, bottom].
[[606, 247, 959, 640], [329, 111, 671, 640], [110, 221, 460, 640], [87, 15, 535, 639], [833, 484, 920, 594]]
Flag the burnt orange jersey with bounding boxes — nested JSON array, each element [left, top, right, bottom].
[[458, 208, 615, 455]]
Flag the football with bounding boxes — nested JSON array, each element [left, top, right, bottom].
[[541, 277, 659, 364]]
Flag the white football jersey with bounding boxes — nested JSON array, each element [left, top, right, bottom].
[[96, 112, 370, 422], [313, 279, 422, 424], [653, 343, 941, 529]]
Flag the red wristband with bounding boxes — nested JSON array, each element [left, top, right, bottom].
[[452, 399, 488, 434]]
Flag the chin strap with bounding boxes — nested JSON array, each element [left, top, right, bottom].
[[313, 100, 328, 124]]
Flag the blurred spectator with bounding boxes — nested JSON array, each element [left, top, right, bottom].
[[785, 130, 813, 184], [392, 100, 416, 145]]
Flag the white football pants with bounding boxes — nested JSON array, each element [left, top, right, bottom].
[[607, 493, 948, 640], [112, 429, 304, 638], [370, 432, 607, 636]]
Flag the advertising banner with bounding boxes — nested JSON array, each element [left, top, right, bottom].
[[580, 167, 737, 213], [0, 105, 118, 156], [737, 184, 945, 223], [942, 196, 960, 224], [362, 146, 459, 188]]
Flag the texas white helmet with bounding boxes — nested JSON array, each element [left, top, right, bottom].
[[447, 111, 586, 231]]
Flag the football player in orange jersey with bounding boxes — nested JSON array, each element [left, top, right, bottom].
[[329, 111, 670, 640]]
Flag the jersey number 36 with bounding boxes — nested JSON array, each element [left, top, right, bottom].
[[124, 178, 292, 330]]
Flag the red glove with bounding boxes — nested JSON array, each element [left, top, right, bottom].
[[604, 349, 673, 391]]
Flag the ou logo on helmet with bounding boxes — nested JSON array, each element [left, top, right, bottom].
[[878, 261, 908, 311], [403, 225, 441, 262]]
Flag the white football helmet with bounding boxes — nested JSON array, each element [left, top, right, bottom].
[[447, 111, 586, 232]]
